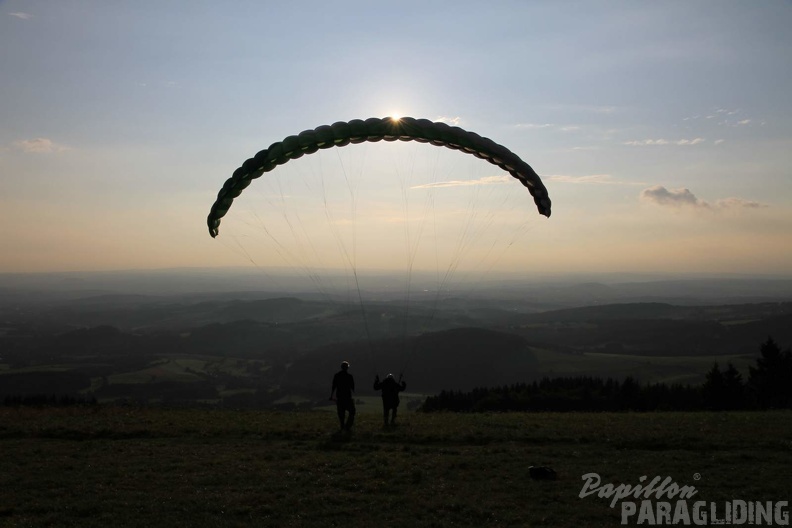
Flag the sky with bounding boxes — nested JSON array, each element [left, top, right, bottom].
[[1, 1, 791, 278]]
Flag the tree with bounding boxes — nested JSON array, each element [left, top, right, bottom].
[[748, 338, 792, 409], [701, 362, 745, 410], [702, 362, 726, 410], [721, 363, 745, 410]]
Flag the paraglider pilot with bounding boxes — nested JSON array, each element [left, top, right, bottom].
[[330, 361, 355, 431], [374, 373, 407, 425]]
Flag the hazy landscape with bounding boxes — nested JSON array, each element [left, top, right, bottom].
[[3, 269, 791, 408]]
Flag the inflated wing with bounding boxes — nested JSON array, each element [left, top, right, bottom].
[[208, 117, 551, 237]]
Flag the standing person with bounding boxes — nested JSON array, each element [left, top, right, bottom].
[[330, 361, 355, 431], [373, 373, 407, 426]]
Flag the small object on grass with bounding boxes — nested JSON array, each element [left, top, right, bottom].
[[529, 466, 557, 480]]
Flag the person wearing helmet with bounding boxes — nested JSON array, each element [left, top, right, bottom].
[[330, 361, 355, 431], [373, 373, 407, 426]]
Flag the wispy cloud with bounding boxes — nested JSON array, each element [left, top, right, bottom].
[[571, 146, 599, 151], [714, 197, 765, 209], [640, 185, 766, 210], [411, 175, 509, 189], [624, 138, 706, 146], [135, 80, 178, 89], [547, 174, 644, 186], [515, 123, 581, 133], [515, 123, 554, 129], [8, 12, 32, 19], [683, 109, 762, 128], [585, 105, 617, 114], [434, 116, 462, 126], [11, 138, 67, 153], [546, 104, 618, 114], [685, 108, 740, 121]]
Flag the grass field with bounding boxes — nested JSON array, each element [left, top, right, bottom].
[[1, 407, 790, 527]]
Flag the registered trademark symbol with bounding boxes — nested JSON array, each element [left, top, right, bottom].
[[693, 473, 701, 480]]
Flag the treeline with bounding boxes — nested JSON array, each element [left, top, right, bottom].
[[3, 394, 98, 407], [422, 338, 792, 412]]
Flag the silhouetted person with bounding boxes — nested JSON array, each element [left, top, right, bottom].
[[330, 361, 355, 430], [374, 373, 406, 425]]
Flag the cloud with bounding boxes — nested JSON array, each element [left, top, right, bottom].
[[546, 104, 618, 114], [434, 116, 461, 126], [136, 80, 179, 90], [715, 197, 765, 209], [641, 186, 701, 207], [547, 174, 643, 186], [515, 123, 582, 133], [11, 138, 67, 153], [515, 123, 554, 129], [624, 138, 705, 146], [8, 12, 32, 19], [683, 109, 758, 128], [641, 185, 766, 210], [586, 106, 617, 114], [411, 175, 509, 189]]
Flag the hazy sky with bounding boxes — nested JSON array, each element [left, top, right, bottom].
[[2, 1, 791, 277]]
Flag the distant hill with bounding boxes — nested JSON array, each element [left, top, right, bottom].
[[3, 269, 792, 306], [509, 302, 792, 356], [284, 327, 537, 394]]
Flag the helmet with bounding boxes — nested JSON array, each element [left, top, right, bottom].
[[341, 361, 350, 370]]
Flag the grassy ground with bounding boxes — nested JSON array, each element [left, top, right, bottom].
[[0, 408, 790, 527]]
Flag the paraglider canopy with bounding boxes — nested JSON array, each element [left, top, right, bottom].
[[207, 117, 551, 238]]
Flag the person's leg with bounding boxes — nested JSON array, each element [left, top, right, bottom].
[[346, 400, 356, 429], [336, 402, 345, 429]]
